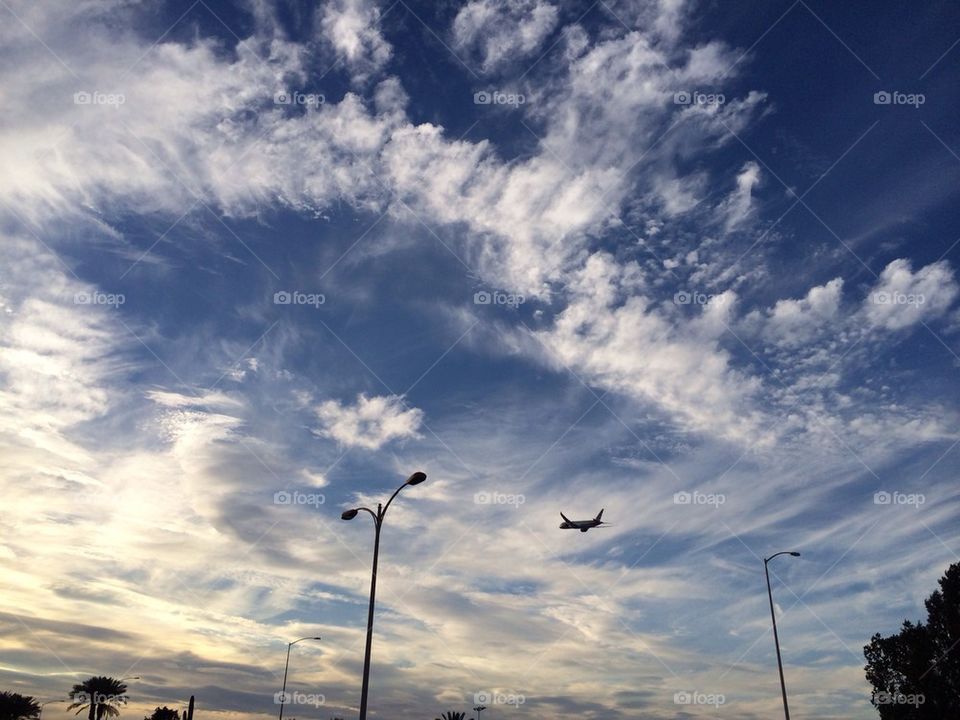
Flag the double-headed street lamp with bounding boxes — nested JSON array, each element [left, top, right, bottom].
[[474, 704, 487, 720], [764, 551, 801, 720], [341, 470, 427, 720], [278, 636, 322, 720]]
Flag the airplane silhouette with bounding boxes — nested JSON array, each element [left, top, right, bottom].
[[559, 509, 610, 532]]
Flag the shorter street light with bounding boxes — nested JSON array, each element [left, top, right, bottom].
[[474, 704, 487, 720], [278, 636, 322, 720], [39, 700, 66, 719], [765, 551, 801, 720]]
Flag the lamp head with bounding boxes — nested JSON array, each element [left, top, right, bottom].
[[312, 636, 322, 640], [406, 471, 427, 486], [341, 509, 359, 520], [789, 551, 801, 557]]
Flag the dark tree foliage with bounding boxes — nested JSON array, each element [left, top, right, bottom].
[[68, 677, 128, 720], [864, 562, 960, 718], [0, 691, 41, 720], [144, 707, 181, 720]]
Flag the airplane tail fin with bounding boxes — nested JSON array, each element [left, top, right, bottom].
[[560, 512, 572, 523], [595, 509, 604, 521]]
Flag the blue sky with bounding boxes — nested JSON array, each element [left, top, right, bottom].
[[1, 1, 959, 718]]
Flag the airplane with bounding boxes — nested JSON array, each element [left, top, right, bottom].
[[559, 509, 610, 532]]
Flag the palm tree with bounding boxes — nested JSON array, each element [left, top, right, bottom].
[[68, 677, 127, 720], [0, 691, 41, 720], [144, 709, 179, 720], [435, 712, 466, 720]]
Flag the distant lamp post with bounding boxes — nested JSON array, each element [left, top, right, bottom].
[[765, 551, 801, 720], [474, 704, 487, 720], [341, 471, 427, 720], [39, 700, 66, 719], [278, 636, 322, 720]]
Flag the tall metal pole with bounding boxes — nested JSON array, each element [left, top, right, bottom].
[[342, 471, 426, 720], [765, 552, 799, 720], [358, 504, 383, 720], [278, 636, 320, 720], [279, 642, 294, 720]]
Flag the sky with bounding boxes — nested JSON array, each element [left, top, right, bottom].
[[1, 0, 959, 718]]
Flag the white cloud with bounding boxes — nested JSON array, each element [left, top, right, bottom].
[[718, 160, 761, 230], [315, 393, 423, 449], [761, 277, 844, 347], [319, 0, 392, 83], [531, 253, 768, 444], [452, 0, 559, 73], [862, 258, 958, 331]]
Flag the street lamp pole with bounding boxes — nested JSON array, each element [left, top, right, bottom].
[[39, 700, 66, 719], [278, 636, 322, 720], [764, 551, 800, 720], [341, 471, 427, 720]]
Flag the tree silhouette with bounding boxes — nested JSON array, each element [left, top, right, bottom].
[[144, 708, 180, 720], [864, 561, 960, 718], [435, 712, 466, 720], [68, 677, 128, 720], [0, 691, 41, 720]]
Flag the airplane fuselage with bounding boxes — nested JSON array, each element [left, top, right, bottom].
[[559, 510, 605, 532]]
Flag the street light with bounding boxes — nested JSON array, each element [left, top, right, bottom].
[[39, 700, 66, 719], [341, 470, 426, 720], [278, 636, 322, 720], [474, 704, 487, 720], [764, 551, 801, 720]]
